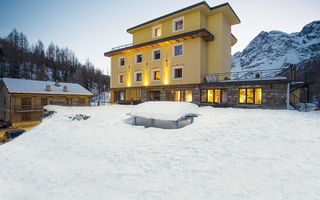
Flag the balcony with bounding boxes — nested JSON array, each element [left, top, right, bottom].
[[12, 105, 43, 112], [111, 43, 132, 51], [201, 68, 290, 83], [105, 28, 214, 57]]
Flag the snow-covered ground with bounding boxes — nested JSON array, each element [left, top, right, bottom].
[[0, 105, 320, 200]]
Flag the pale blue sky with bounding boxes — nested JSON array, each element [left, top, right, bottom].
[[0, 0, 319, 74]]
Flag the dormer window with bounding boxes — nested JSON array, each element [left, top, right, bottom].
[[172, 16, 184, 32], [152, 24, 162, 38]]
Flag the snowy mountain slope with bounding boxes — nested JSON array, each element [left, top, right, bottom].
[[0, 105, 320, 199], [232, 20, 320, 71]]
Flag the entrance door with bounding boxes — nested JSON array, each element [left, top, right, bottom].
[[148, 91, 161, 101]]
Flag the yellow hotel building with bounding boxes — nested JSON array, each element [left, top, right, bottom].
[[105, 1, 240, 103]]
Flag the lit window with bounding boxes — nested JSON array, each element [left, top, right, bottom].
[[201, 90, 207, 103], [152, 49, 161, 60], [134, 71, 142, 83], [173, 17, 184, 32], [151, 69, 160, 81], [175, 91, 181, 102], [135, 53, 142, 64], [152, 24, 162, 38], [119, 57, 125, 67], [155, 28, 161, 37], [214, 89, 221, 103], [239, 88, 262, 104], [255, 88, 262, 104], [247, 89, 254, 104], [239, 89, 246, 104], [185, 90, 192, 102], [208, 90, 213, 103], [172, 66, 183, 80], [118, 74, 125, 84]]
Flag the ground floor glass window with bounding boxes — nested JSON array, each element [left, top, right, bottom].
[[239, 88, 262, 104], [167, 90, 192, 102], [201, 89, 222, 104]]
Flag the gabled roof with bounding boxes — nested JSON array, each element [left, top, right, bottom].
[[1, 78, 93, 96], [127, 1, 240, 33]]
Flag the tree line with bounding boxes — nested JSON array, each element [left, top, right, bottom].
[[0, 29, 109, 96]]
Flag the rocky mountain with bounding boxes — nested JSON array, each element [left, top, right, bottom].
[[232, 20, 320, 72]]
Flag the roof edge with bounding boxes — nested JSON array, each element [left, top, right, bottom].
[[105, 28, 214, 57], [126, 1, 240, 33]]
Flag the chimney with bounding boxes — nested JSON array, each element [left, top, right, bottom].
[[55, 80, 60, 86], [45, 85, 51, 91], [63, 85, 68, 92]]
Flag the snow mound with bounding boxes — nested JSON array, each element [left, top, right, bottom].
[[129, 101, 199, 121]]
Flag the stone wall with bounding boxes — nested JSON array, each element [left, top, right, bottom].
[[199, 79, 289, 109]]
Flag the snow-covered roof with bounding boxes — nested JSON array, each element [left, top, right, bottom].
[[129, 101, 199, 121], [1, 78, 93, 95]]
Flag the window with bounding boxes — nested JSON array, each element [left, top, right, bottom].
[[79, 98, 85, 105], [118, 73, 125, 84], [239, 88, 262, 104], [201, 90, 207, 103], [185, 90, 192, 103], [21, 98, 31, 108], [41, 98, 48, 106], [152, 24, 162, 38], [118, 56, 125, 67], [120, 91, 125, 101], [172, 66, 183, 80], [151, 69, 160, 81], [167, 90, 192, 102], [201, 89, 222, 104], [172, 43, 183, 57], [66, 98, 72, 105], [114, 91, 125, 102], [4, 97, 6, 105], [152, 49, 161, 61], [239, 89, 246, 104], [172, 16, 184, 32], [214, 89, 221, 104], [135, 53, 143, 64], [21, 112, 31, 121], [208, 90, 213, 103], [134, 71, 142, 83], [255, 88, 262, 104]]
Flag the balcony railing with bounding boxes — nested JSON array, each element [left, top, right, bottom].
[[111, 43, 133, 51], [201, 68, 290, 83], [12, 105, 43, 112]]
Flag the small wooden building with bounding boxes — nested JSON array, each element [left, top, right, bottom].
[[0, 78, 93, 126]]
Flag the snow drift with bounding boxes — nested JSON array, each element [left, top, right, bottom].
[[0, 105, 319, 199]]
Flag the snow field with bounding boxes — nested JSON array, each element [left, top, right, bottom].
[[0, 105, 320, 200]]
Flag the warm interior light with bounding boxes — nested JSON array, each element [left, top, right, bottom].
[[207, 90, 213, 103], [186, 90, 192, 102], [239, 89, 246, 103]]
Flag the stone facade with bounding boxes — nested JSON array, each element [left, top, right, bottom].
[[199, 79, 289, 109]]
